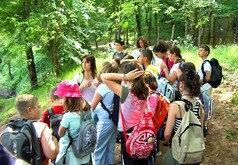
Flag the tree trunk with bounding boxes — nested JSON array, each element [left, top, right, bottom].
[[146, 6, 152, 44], [185, 18, 188, 38], [157, 26, 160, 44], [193, 8, 199, 46], [26, 46, 38, 88], [135, 4, 142, 37], [210, 14, 215, 48], [154, 13, 159, 44], [95, 35, 98, 50], [125, 28, 129, 45], [7, 60, 13, 80], [108, 30, 112, 43], [171, 24, 175, 41], [23, 0, 38, 88], [49, 38, 61, 77]]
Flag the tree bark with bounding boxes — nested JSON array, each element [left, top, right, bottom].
[[171, 24, 175, 41], [7, 60, 13, 80], [26, 46, 38, 88], [146, 6, 152, 44], [135, 4, 142, 37], [154, 13, 159, 44], [125, 28, 129, 45], [49, 38, 61, 77], [24, 0, 38, 88], [193, 8, 199, 46]]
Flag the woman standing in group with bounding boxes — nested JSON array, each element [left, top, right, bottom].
[[90, 61, 120, 165], [101, 61, 155, 165], [73, 55, 99, 103]]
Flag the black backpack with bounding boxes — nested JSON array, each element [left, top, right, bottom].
[[202, 58, 223, 88], [100, 93, 120, 126], [0, 118, 42, 165], [48, 108, 64, 141]]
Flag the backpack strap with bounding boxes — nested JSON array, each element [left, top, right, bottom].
[[165, 57, 170, 71], [100, 97, 113, 119], [27, 120, 43, 164], [201, 60, 210, 84], [48, 108, 54, 118], [180, 98, 193, 112]]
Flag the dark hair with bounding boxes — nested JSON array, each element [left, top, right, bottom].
[[141, 49, 153, 62], [97, 61, 120, 83], [144, 74, 158, 92], [64, 97, 90, 112], [178, 70, 201, 97], [169, 46, 184, 63], [136, 36, 149, 49], [153, 40, 170, 53], [50, 87, 60, 100], [179, 62, 196, 73], [199, 44, 210, 56], [121, 61, 149, 99], [81, 55, 97, 78], [115, 39, 125, 46]]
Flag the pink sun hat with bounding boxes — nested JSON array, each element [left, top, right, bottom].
[[54, 80, 82, 98]]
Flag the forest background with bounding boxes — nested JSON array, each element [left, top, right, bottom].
[[0, 1, 238, 164], [0, 0, 237, 128]]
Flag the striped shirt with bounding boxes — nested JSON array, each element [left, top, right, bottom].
[[173, 101, 201, 133]]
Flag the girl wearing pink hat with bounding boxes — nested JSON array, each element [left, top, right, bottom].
[[54, 80, 91, 165]]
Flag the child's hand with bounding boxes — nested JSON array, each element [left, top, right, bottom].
[[126, 69, 144, 81]]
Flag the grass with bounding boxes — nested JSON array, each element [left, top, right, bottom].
[[0, 44, 238, 125], [225, 128, 238, 139]]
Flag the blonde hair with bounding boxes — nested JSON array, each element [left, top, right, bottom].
[[15, 94, 38, 117]]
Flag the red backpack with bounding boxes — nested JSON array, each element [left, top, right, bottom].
[[150, 93, 170, 129], [121, 92, 156, 159]]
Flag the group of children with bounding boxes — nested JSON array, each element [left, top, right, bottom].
[[0, 37, 213, 165]]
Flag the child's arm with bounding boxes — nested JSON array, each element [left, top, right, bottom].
[[91, 92, 103, 111], [41, 124, 59, 159], [58, 125, 66, 137]]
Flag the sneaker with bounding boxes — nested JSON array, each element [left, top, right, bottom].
[[156, 151, 162, 157]]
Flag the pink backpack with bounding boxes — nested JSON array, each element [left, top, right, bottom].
[[121, 92, 156, 159]]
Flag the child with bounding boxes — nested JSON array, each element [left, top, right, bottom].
[[153, 40, 174, 77], [112, 39, 127, 60], [14, 95, 58, 164], [91, 61, 120, 165], [101, 61, 155, 165], [54, 80, 91, 165], [197, 44, 212, 95], [40, 87, 64, 129], [162, 70, 204, 164]]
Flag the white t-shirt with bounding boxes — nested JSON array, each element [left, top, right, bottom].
[[198, 59, 212, 91]]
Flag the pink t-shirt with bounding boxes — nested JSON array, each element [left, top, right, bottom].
[[118, 90, 147, 132], [160, 57, 174, 77]]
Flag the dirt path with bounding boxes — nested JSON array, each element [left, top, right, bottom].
[[115, 70, 238, 165]]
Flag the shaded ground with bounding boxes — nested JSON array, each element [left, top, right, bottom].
[[115, 70, 238, 165]]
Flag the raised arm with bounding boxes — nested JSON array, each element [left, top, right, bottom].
[[101, 69, 144, 97]]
